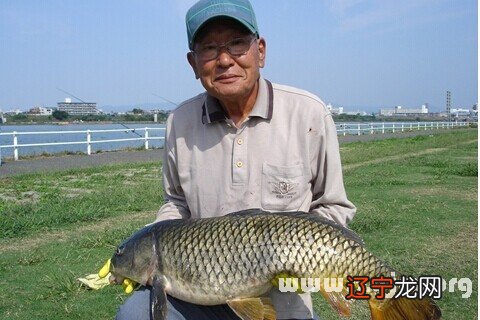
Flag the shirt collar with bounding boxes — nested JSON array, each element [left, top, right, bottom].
[[201, 77, 273, 124]]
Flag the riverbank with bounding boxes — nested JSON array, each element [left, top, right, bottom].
[[0, 128, 475, 177]]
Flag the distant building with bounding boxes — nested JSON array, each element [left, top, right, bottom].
[[326, 103, 344, 115], [344, 110, 368, 116], [450, 108, 470, 117], [57, 98, 101, 116], [5, 108, 22, 115], [470, 104, 477, 119], [28, 106, 53, 116], [379, 104, 428, 116], [149, 109, 171, 115]]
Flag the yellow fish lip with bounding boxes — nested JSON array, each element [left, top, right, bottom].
[[98, 259, 111, 278], [122, 278, 137, 294]]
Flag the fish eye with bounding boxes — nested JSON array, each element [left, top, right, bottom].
[[116, 246, 124, 256]]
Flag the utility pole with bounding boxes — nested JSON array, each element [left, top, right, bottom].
[[446, 91, 451, 122]]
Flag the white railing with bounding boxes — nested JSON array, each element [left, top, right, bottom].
[[0, 121, 471, 162], [0, 127, 165, 161], [335, 121, 469, 136]]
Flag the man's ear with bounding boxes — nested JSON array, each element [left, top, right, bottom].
[[257, 38, 266, 68], [187, 52, 200, 79]]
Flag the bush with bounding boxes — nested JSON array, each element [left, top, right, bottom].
[[52, 110, 69, 120]]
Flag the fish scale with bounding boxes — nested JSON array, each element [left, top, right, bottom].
[[157, 212, 383, 304], [109, 209, 441, 320]]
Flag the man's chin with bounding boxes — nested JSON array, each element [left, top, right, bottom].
[[211, 84, 246, 100]]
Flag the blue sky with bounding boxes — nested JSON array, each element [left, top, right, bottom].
[[0, 0, 477, 112]]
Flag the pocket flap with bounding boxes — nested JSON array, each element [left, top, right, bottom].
[[262, 162, 304, 178]]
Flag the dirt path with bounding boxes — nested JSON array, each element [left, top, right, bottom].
[[343, 139, 478, 171], [0, 210, 155, 253]]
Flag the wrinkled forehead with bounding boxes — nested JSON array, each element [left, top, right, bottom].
[[194, 17, 253, 45]]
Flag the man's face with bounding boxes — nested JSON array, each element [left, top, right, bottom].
[[187, 18, 266, 104]]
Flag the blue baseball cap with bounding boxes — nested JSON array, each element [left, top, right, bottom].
[[186, 0, 259, 50]]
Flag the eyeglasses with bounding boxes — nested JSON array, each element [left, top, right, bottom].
[[192, 35, 257, 61]]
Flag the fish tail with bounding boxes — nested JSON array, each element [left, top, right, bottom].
[[368, 297, 441, 320]]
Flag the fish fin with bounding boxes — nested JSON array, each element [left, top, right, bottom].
[[150, 275, 168, 320], [368, 297, 441, 320], [319, 287, 352, 317], [227, 297, 277, 320], [259, 297, 276, 320]]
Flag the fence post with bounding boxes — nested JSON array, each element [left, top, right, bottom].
[[382, 123, 385, 134], [424, 123, 427, 130], [87, 130, 91, 155], [343, 124, 346, 136], [13, 131, 18, 161], [370, 123, 374, 134], [417, 122, 420, 130], [410, 123, 413, 130], [401, 123, 404, 132], [436, 122, 439, 130], [392, 123, 395, 133], [144, 128, 149, 150], [357, 124, 361, 136]]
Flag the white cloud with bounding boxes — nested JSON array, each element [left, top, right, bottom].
[[329, 0, 365, 16], [327, 0, 447, 33]]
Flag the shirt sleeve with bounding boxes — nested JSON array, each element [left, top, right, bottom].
[[155, 114, 191, 223], [309, 113, 356, 226]]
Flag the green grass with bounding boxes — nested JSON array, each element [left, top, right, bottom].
[[0, 128, 477, 319], [0, 163, 163, 238]]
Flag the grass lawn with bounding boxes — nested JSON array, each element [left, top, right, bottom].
[[0, 128, 477, 319]]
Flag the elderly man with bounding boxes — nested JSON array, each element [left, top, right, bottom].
[[116, 0, 356, 319]]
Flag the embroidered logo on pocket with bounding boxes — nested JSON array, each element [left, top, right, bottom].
[[269, 180, 299, 199]]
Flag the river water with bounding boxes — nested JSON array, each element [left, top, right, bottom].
[[0, 123, 166, 158]]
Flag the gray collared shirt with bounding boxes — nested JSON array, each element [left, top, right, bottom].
[[156, 77, 356, 319]]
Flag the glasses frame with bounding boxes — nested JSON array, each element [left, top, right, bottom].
[[192, 35, 258, 62]]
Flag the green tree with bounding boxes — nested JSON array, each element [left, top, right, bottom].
[[10, 114, 28, 121], [52, 110, 69, 120]]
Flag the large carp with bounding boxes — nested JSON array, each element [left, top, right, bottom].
[[106, 209, 441, 320]]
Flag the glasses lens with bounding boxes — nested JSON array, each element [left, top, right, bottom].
[[195, 36, 254, 61], [227, 37, 253, 55], [197, 44, 218, 61]]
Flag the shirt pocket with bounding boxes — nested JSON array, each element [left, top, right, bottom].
[[261, 162, 308, 211]]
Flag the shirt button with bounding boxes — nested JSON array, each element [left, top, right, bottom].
[[236, 161, 243, 168], [237, 138, 243, 145]]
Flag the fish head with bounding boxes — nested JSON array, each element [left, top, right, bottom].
[[110, 226, 158, 286]]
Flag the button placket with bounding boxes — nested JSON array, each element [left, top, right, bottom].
[[232, 131, 247, 185]]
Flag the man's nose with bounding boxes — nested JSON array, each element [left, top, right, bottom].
[[217, 47, 235, 67]]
